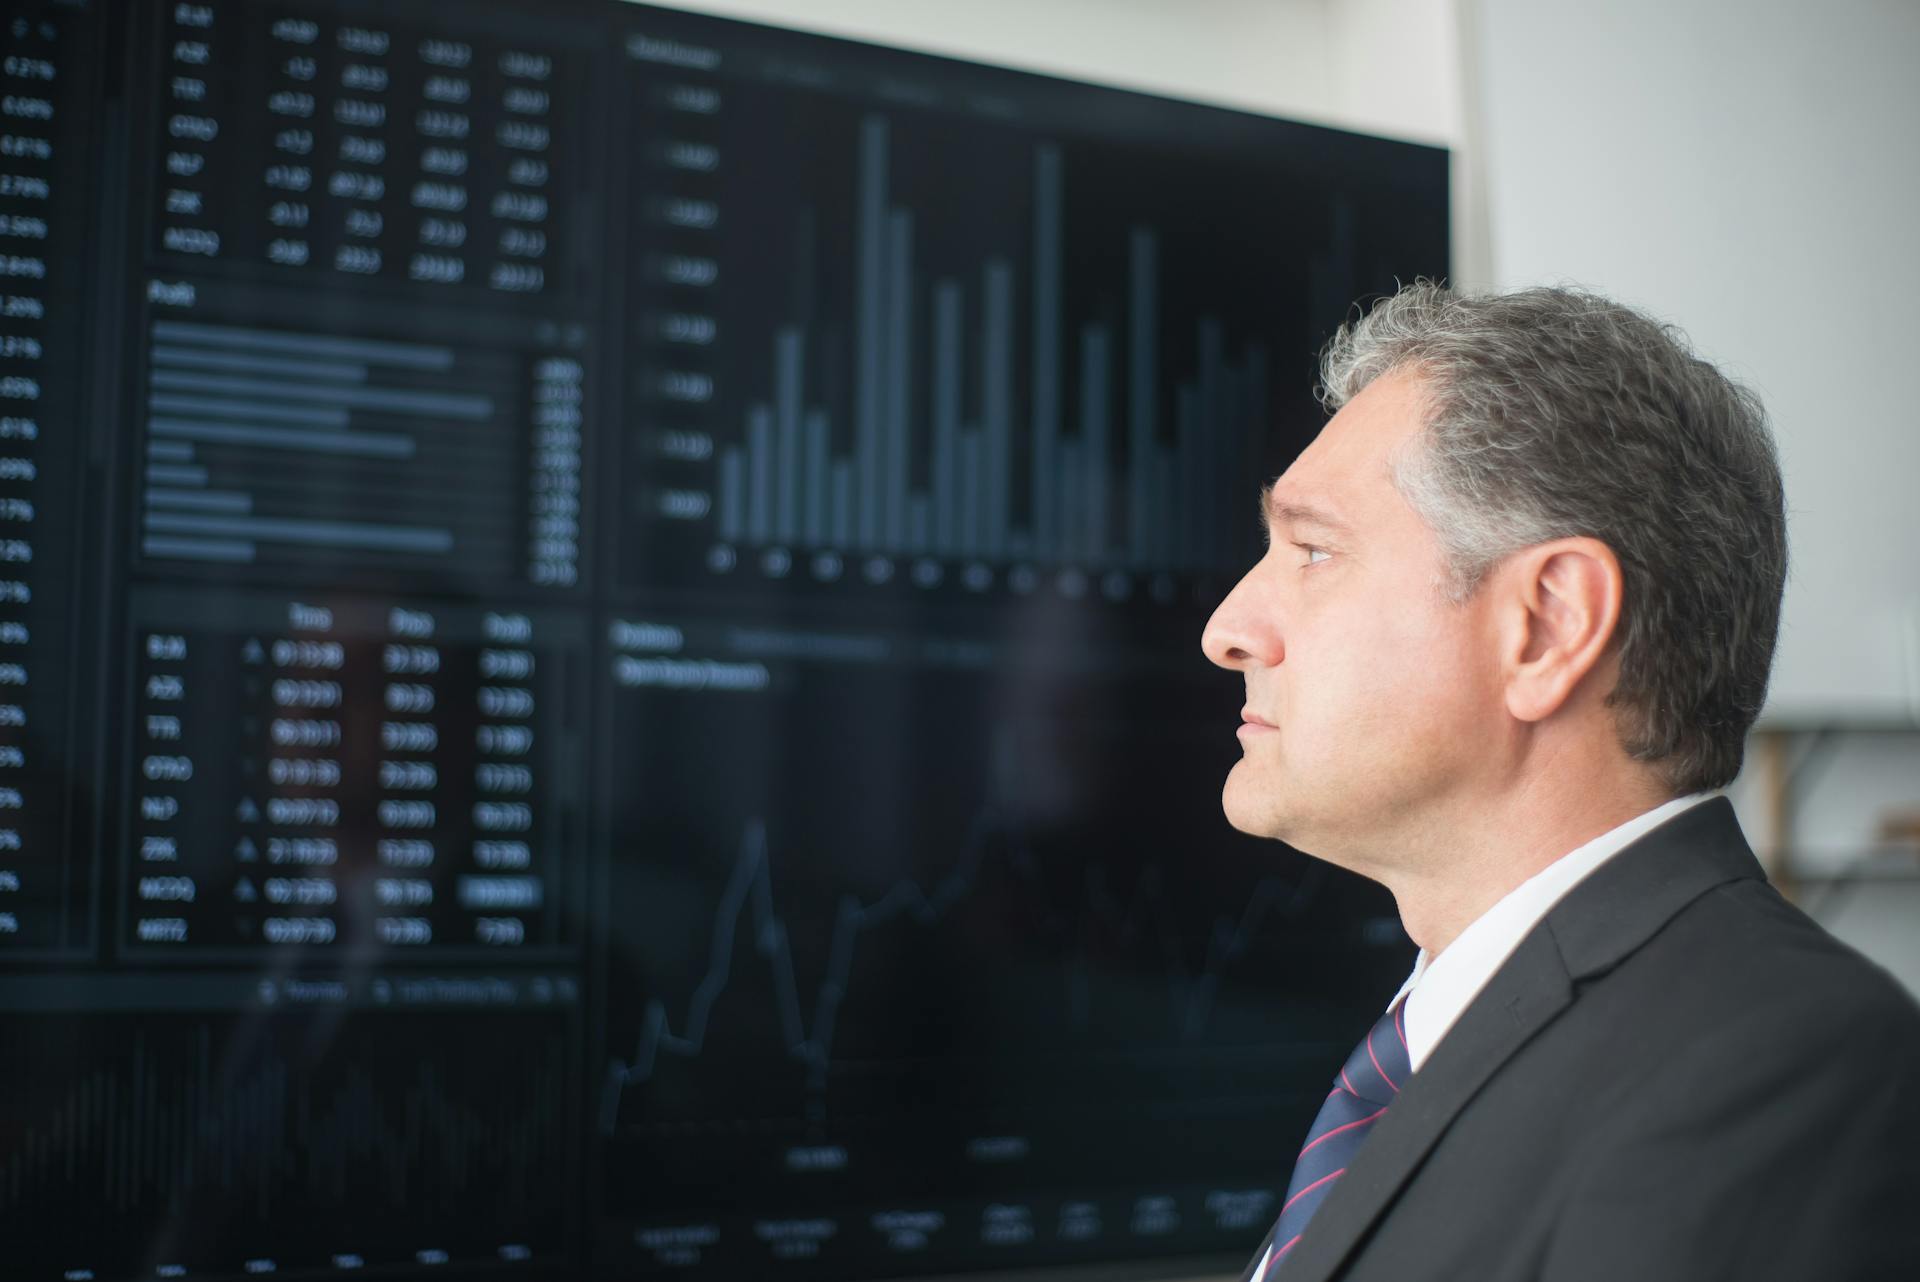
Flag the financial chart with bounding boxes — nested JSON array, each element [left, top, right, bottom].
[[0, 1, 1444, 1278]]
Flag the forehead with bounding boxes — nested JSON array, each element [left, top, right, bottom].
[[1266, 367, 1431, 525]]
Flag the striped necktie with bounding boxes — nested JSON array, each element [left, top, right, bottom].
[[1252, 999, 1412, 1277]]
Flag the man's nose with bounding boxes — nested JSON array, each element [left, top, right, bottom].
[[1201, 568, 1282, 672]]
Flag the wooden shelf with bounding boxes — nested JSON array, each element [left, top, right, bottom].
[[1748, 725, 1920, 902]]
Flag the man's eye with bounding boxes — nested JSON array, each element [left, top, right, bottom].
[[1299, 545, 1330, 566]]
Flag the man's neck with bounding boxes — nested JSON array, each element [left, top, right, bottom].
[[1382, 772, 1678, 960]]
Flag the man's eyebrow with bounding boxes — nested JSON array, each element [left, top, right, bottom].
[[1258, 485, 1353, 536]]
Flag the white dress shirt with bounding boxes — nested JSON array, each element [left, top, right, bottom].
[[1249, 792, 1715, 1282], [1388, 791, 1715, 1071]]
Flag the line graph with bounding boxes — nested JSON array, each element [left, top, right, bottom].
[[599, 812, 1326, 1132]]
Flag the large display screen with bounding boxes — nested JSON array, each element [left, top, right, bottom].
[[0, 1, 1446, 1277]]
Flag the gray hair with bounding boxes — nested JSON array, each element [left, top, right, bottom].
[[1318, 281, 1787, 795]]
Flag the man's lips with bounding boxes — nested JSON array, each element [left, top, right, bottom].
[[1238, 708, 1277, 737]]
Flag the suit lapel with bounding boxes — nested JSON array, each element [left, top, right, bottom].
[[1273, 798, 1764, 1282], [1543, 797, 1763, 982], [1235, 1223, 1278, 1282]]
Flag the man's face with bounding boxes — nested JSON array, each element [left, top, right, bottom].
[[1200, 368, 1503, 860]]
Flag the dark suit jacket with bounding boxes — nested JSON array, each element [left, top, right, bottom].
[[1239, 797, 1920, 1281]]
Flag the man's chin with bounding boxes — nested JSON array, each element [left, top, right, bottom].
[[1220, 768, 1291, 841]]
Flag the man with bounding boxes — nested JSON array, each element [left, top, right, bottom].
[[1201, 282, 1920, 1281]]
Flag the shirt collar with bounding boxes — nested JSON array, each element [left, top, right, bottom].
[[1389, 792, 1716, 1071]]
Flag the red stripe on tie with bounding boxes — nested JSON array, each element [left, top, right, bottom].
[[1279, 1167, 1346, 1215], [1367, 1025, 1400, 1092], [1298, 1106, 1386, 1157], [1394, 1001, 1409, 1053], [1340, 1066, 1359, 1097], [1270, 1233, 1304, 1264]]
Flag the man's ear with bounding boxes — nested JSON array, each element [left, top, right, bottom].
[[1499, 537, 1624, 724]]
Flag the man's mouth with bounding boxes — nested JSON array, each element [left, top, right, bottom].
[[1238, 708, 1278, 737]]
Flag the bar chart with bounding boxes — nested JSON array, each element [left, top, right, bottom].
[[709, 124, 1268, 578], [136, 315, 585, 588], [615, 69, 1360, 602]]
